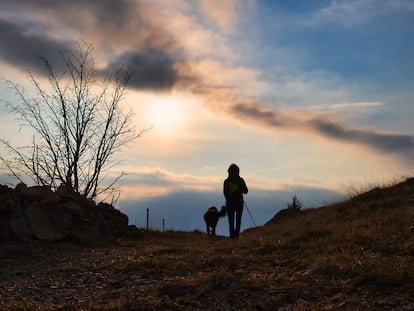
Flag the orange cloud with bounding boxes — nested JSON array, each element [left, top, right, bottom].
[[199, 0, 239, 31]]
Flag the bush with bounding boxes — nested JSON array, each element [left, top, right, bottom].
[[288, 195, 302, 210]]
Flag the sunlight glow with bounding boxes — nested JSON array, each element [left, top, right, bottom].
[[146, 94, 188, 134]]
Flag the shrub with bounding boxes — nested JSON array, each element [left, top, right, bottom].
[[288, 195, 303, 210]]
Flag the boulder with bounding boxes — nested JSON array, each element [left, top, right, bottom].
[[97, 202, 129, 236], [23, 200, 101, 242], [0, 215, 12, 241], [17, 184, 60, 204], [70, 218, 102, 245], [9, 217, 34, 239], [49, 201, 83, 233], [25, 202, 67, 241], [0, 183, 133, 243], [0, 192, 14, 215]]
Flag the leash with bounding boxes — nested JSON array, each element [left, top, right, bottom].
[[244, 200, 257, 227]]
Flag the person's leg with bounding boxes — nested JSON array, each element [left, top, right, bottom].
[[235, 202, 244, 238], [227, 204, 235, 238]]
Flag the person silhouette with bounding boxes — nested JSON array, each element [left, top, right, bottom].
[[223, 163, 248, 238]]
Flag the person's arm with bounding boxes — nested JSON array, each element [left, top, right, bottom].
[[241, 178, 248, 194], [223, 180, 229, 201]]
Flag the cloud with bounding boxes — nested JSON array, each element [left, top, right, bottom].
[[104, 50, 181, 90], [390, 0, 414, 11], [309, 119, 414, 153], [118, 185, 343, 233], [311, 0, 414, 26], [0, 0, 237, 93], [199, 0, 239, 31], [1, 0, 413, 162], [118, 167, 222, 200], [117, 164, 345, 204], [187, 81, 414, 159], [230, 100, 414, 157], [0, 0, 140, 36], [318, 102, 384, 111], [318, 0, 381, 25], [180, 59, 271, 97], [0, 16, 182, 91], [0, 18, 71, 73], [0, 0, 181, 85]]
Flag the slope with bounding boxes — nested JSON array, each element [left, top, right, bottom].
[[1, 178, 414, 310]]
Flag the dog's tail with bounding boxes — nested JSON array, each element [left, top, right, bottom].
[[219, 205, 227, 217]]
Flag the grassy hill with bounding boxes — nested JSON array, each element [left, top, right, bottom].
[[1, 178, 414, 310]]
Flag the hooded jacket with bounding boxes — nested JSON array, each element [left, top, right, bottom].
[[223, 164, 248, 204]]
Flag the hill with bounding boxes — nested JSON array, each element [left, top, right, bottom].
[[1, 178, 414, 310]]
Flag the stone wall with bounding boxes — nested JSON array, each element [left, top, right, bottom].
[[0, 183, 132, 243]]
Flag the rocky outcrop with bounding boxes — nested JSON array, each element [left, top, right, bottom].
[[0, 183, 132, 243]]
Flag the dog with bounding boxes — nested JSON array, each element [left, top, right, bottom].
[[203, 206, 226, 235]]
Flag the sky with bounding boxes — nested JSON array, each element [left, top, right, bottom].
[[0, 0, 413, 236]]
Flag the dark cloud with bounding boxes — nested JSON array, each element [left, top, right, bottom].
[[0, 0, 176, 51], [0, 18, 182, 90], [0, 18, 181, 91], [104, 50, 180, 90], [232, 102, 288, 127], [0, 18, 71, 73], [230, 101, 414, 157], [0, 0, 182, 91], [309, 119, 414, 154], [0, 0, 133, 22]]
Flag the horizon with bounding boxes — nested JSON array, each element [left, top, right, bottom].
[[1, 1, 413, 237]]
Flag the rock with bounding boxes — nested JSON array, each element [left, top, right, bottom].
[[59, 201, 83, 216], [0, 189, 15, 240], [9, 217, 33, 239], [25, 202, 67, 241], [97, 202, 129, 236], [70, 218, 102, 245], [14, 182, 27, 193], [0, 184, 12, 195], [0, 182, 133, 243], [123, 224, 145, 239], [0, 192, 14, 215], [48, 201, 82, 233], [0, 215, 12, 241], [17, 184, 60, 204]]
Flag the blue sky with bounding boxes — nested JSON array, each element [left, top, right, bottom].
[[0, 1, 413, 236]]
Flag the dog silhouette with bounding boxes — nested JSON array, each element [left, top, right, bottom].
[[203, 206, 226, 235]]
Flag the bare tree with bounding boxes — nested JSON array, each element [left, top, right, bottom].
[[0, 43, 147, 199]]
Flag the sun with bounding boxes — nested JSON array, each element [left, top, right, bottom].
[[146, 94, 188, 134]]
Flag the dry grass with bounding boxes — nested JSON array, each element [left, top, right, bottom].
[[1, 178, 414, 310]]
